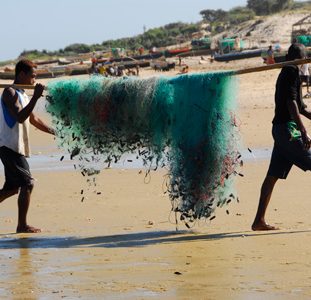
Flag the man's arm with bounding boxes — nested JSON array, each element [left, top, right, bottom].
[[29, 113, 55, 135], [287, 99, 311, 149], [2, 84, 45, 123]]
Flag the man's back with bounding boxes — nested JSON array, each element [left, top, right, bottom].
[[273, 65, 303, 124]]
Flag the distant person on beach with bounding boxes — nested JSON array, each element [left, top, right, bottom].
[[0, 59, 55, 233], [178, 56, 182, 66], [299, 63, 310, 98], [252, 44, 311, 231], [266, 45, 275, 65], [177, 65, 189, 75], [91, 52, 98, 74]]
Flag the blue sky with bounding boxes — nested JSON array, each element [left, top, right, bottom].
[[0, 0, 302, 61]]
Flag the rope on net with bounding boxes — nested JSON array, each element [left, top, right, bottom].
[[46, 72, 242, 225]]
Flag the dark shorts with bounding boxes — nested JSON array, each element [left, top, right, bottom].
[[267, 124, 311, 179], [0, 146, 33, 190], [300, 75, 310, 84]]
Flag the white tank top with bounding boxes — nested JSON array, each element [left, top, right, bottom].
[[0, 89, 30, 157], [300, 64, 310, 76]]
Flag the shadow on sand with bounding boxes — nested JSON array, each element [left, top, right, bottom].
[[1, 229, 311, 249]]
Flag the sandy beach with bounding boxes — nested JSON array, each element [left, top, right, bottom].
[[1, 57, 311, 299]]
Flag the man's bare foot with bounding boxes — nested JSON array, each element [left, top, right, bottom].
[[16, 225, 41, 233], [252, 221, 279, 231]]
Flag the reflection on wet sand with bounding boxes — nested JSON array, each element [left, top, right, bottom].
[[2, 239, 37, 299]]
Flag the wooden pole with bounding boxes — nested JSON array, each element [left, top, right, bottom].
[[0, 83, 39, 90], [0, 58, 310, 90], [235, 57, 311, 75]]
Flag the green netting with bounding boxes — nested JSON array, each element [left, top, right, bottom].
[[296, 35, 311, 47], [46, 72, 241, 224]]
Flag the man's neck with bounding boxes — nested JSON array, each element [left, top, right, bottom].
[[12, 81, 26, 92]]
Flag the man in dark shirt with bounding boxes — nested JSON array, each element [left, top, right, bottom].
[[252, 43, 311, 231]]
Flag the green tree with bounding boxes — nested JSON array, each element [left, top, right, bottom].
[[247, 0, 271, 15], [101, 22, 200, 51], [247, 0, 293, 15], [200, 9, 228, 23], [271, 0, 294, 12], [228, 7, 255, 24], [64, 43, 92, 54]]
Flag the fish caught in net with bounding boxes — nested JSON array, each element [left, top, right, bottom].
[[46, 71, 242, 225]]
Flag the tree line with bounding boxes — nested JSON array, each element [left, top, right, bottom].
[[17, 0, 310, 61]]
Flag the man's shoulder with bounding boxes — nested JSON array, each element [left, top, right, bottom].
[[281, 65, 299, 78], [2, 87, 19, 104], [283, 64, 298, 70], [3, 86, 17, 95]]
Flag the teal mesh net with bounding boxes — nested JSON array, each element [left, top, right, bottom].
[[46, 72, 241, 224]]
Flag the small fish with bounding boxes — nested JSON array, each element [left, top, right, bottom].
[[174, 271, 182, 275], [70, 147, 80, 160]]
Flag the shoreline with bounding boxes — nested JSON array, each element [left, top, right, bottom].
[[0, 147, 273, 173]]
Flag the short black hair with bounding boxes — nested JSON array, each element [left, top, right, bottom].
[[286, 43, 305, 61], [15, 59, 37, 78]]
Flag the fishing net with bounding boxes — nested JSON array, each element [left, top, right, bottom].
[[46, 72, 241, 224]]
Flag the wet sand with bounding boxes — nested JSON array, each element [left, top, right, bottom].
[[1, 58, 311, 299]]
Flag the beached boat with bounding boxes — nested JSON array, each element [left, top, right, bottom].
[[97, 52, 163, 64], [132, 52, 163, 60], [103, 60, 150, 69], [177, 48, 213, 58], [214, 49, 263, 62], [266, 49, 311, 64], [34, 59, 59, 65], [58, 58, 75, 65], [164, 47, 191, 57], [0, 69, 55, 80], [0, 71, 14, 80]]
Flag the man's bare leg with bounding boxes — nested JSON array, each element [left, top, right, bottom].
[[252, 175, 279, 231], [16, 184, 41, 233], [0, 188, 19, 203]]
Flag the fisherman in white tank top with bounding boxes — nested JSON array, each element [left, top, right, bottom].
[[0, 89, 31, 156], [0, 59, 55, 233], [299, 63, 310, 97]]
